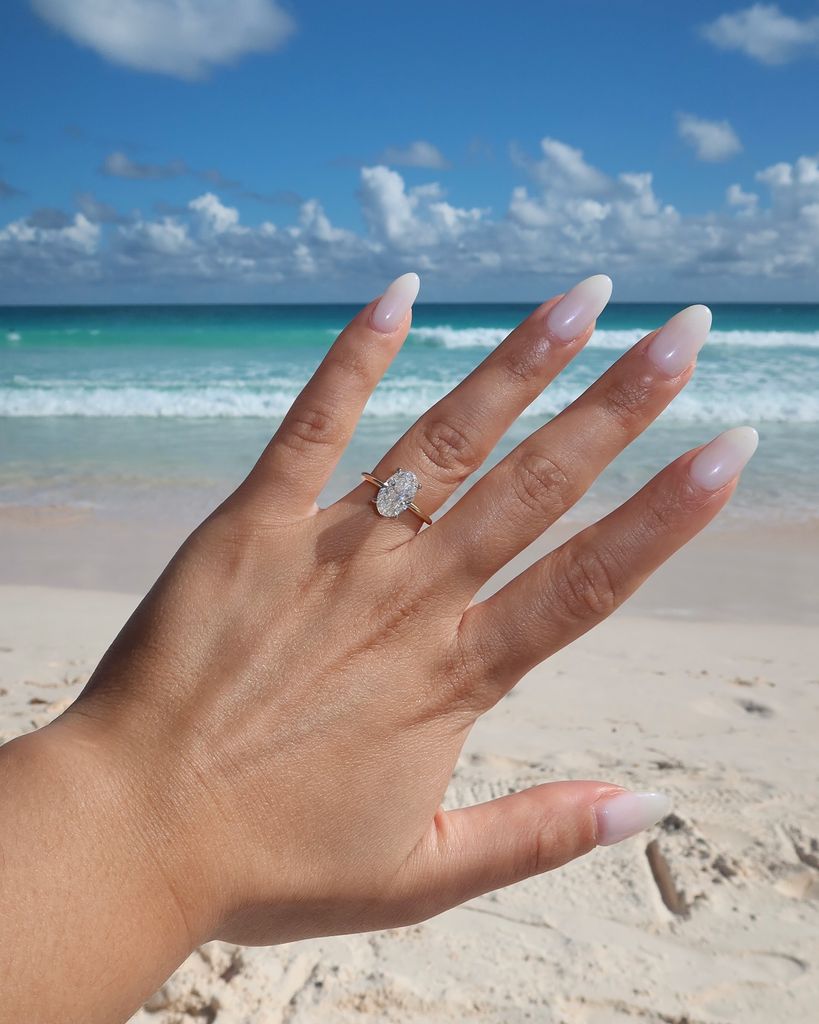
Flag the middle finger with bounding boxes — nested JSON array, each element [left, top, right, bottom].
[[422, 303, 713, 587]]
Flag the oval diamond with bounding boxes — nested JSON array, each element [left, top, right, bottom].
[[375, 469, 419, 518]]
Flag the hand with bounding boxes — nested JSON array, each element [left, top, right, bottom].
[[50, 274, 755, 954]]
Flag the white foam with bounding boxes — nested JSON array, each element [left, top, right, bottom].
[[407, 324, 819, 351], [2, 381, 818, 422]]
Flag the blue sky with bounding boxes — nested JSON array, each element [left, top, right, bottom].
[[1, 1, 819, 303]]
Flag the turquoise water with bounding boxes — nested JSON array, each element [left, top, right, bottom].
[[2, 303, 818, 523]]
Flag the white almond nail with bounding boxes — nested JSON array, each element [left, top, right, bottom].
[[370, 272, 420, 334], [595, 791, 672, 846], [546, 274, 613, 342], [646, 304, 712, 378], [689, 426, 759, 492]]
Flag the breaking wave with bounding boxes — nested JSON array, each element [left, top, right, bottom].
[[409, 325, 819, 351], [2, 381, 817, 422]]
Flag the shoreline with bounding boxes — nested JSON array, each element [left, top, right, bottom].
[[2, 506, 817, 625]]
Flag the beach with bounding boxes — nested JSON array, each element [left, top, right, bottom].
[[1, 302, 818, 1021]]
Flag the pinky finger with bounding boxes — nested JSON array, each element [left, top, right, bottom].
[[460, 426, 759, 700], [239, 272, 420, 519]]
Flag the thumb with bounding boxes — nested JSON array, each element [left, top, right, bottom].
[[403, 782, 671, 918]]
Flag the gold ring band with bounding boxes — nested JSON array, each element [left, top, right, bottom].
[[362, 470, 432, 526]]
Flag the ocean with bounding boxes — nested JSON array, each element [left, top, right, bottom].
[[2, 302, 817, 526]]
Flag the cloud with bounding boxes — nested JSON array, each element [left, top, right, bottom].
[[199, 168, 243, 190], [26, 207, 72, 229], [0, 179, 24, 199], [0, 212, 101, 289], [30, 0, 296, 79], [189, 192, 241, 234], [702, 3, 819, 64], [376, 141, 451, 170], [677, 113, 743, 162], [75, 191, 131, 224], [511, 137, 612, 196], [100, 148, 295, 207], [0, 212, 99, 253], [359, 166, 487, 258], [101, 150, 188, 180], [116, 216, 192, 258], [727, 183, 759, 211], [3, 141, 819, 299]]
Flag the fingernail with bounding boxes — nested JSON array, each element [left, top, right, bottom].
[[689, 426, 759, 492], [595, 791, 672, 846], [646, 304, 712, 378], [370, 272, 421, 334], [546, 274, 613, 342]]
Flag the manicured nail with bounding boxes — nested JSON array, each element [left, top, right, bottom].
[[595, 791, 672, 846], [689, 426, 759, 492], [546, 274, 613, 342], [647, 304, 712, 378], [370, 272, 420, 333]]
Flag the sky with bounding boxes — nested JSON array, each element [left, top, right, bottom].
[[1, 0, 819, 304]]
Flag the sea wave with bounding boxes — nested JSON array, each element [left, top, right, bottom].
[[409, 325, 819, 350], [2, 383, 818, 422]]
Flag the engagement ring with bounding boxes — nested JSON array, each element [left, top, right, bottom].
[[361, 469, 432, 526]]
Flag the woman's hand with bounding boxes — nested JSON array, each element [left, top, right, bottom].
[[2, 273, 757, 1021]]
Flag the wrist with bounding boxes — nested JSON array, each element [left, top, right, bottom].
[[0, 719, 202, 1021], [51, 701, 230, 945]]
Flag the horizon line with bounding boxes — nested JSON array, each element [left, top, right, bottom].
[[2, 299, 818, 310]]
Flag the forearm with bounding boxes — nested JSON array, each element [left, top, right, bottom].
[[0, 721, 195, 1024]]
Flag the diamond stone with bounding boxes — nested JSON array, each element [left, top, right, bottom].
[[375, 469, 419, 518]]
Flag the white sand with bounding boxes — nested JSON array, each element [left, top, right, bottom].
[[2, 581, 817, 1023]]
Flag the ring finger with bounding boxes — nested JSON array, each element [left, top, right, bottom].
[[339, 274, 613, 537]]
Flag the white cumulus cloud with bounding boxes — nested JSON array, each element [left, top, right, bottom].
[[30, 0, 295, 79], [678, 113, 743, 162], [702, 3, 819, 65], [0, 212, 99, 253], [3, 143, 819, 300], [727, 183, 759, 210], [189, 193, 241, 234]]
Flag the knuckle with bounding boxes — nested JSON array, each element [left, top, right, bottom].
[[642, 480, 706, 536], [323, 347, 374, 392], [641, 491, 681, 536], [511, 451, 575, 519], [415, 417, 479, 484], [552, 546, 619, 621], [495, 343, 540, 388], [529, 808, 593, 878], [600, 373, 649, 433], [279, 401, 338, 453], [530, 819, 558, 877]]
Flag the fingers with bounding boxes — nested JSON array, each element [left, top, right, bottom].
[[338, 275, 613, 537], [400, 783, 670, 920], [238, 273, 420, 519], [458, 426, 759, 697], [424, 304, 713, 585]]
